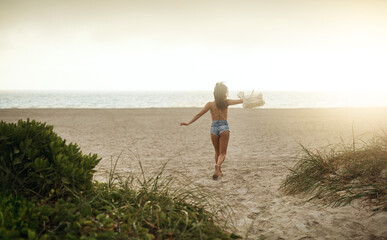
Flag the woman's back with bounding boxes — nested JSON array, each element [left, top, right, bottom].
[[209, 102, 228, 121]]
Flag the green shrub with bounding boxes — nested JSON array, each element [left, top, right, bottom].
[[0, 193, 40, 239], [0, 119, 100, 199]]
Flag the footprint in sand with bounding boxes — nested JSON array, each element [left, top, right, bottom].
[[247, 212, 260, 220]]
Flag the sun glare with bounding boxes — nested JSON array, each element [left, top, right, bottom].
[[1, 42, 386, 92], [1, 0, 387, 92]]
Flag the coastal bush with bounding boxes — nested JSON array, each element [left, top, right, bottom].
[[281, 132, 387, 211], [0, 119, 100, 199], [0, 193, 40, 239]]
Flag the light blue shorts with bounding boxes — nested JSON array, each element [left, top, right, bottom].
[[210, 120, 230, 137]]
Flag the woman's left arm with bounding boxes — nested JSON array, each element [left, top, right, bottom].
[[180, 102, 211, 126], [227, 99, 243, 105]]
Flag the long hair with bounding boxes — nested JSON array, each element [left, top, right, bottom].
[[213, 82, 228, 110]]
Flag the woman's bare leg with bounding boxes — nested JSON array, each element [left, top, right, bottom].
[[214, 152, 220, 165], [211, 134, 220, 178], [217, 131, 230, 175], [211, 131, 230, 179]]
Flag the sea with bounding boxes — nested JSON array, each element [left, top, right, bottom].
[[1, 90, 387, 109]]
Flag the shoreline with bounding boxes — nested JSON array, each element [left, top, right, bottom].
[[1, 108, 386, 239], [1, 106, 387, 109]]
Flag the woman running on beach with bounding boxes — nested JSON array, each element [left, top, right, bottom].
[[180, 82, 243, 180]]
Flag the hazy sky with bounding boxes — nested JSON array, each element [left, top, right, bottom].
[[1, 0, 387, 91]]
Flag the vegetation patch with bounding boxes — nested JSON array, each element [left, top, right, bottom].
[[0, 119, 100, 199], [0, 119, 240, 239], [281, 132, 387, 211]]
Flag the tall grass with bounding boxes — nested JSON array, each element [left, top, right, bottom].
[[85, 155, 240, 239], [281, 132, 387, 211], [1, 156, 240, 239]]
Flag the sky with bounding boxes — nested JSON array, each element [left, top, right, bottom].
[[1, 0, 387, 92]]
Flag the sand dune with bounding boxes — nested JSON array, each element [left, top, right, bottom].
[[1, 108, 386, 239]]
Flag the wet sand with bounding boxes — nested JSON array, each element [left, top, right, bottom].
[[1, 108, 387, 239]]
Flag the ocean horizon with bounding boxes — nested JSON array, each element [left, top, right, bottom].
[[1, 90, 387, 109]]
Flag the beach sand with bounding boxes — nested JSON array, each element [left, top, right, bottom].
[[1, 108, 387, 239]]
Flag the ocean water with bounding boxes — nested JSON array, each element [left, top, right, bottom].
[[0, 90, 387, 109]]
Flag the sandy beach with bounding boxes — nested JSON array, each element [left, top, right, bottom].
[[1, 108, 387, 239]]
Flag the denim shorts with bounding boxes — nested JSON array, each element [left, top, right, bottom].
[[210, 120, 230, 137]]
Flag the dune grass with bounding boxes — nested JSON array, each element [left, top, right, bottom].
[[86, 158, 239, 240], [281, 131, 387, 211]]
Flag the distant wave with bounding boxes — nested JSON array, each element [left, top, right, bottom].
[[1, 90, 387, 108]]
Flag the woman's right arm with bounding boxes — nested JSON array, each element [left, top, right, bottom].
[[227, 99, 243, 105], [180, 102, 211, 126]]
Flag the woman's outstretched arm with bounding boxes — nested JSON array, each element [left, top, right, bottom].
[[180, 102, 211, 126], [227, 99, 243, 105]]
